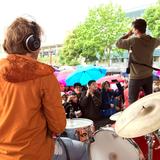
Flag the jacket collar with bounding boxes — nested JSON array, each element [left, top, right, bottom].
[[0, 54, 54, 83]]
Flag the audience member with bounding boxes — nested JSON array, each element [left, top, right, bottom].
[[64, 91, 82, 118], [80, 80, 109, 130], [100, 81, 116, 117], [123, 79, 129, 108], [73, 82, 82, 99], [61, 92, 68, 105]]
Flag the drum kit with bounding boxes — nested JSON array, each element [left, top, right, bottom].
[[64, 92, 160, 160]]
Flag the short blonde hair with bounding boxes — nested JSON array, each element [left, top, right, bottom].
[[3, 17, 43, 54]]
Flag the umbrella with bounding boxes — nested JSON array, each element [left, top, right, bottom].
[[54, 71, 59, 76], [58, 79, 66, 86], [56, 69, 75, 78], [66, 65, 107, 86], [55, 69, 75, 85], [152, 72, 159, 80], [96, 74, 125, 84], [154, 70, 160, 77]]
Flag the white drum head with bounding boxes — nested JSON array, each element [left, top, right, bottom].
[[66, 118, 93, 129], [89, 128, 140, 160]]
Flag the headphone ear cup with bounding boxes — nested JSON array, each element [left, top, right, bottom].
[[24, 34, 41, 52]]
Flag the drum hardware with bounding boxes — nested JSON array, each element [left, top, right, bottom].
[[145, 133, 155, 160], [88, 128, 95, 143], [104, 124, 112, 128], [154, 132, 160, 150], [56, 137, 71, 160], [152, 131, 160, 150], [155, 129, 160, 139], [112, 132, 118, 139]]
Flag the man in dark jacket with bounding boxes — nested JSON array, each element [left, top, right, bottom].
[[80, 80, 109, 130]]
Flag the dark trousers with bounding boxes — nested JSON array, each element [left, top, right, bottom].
[[129, 76, 153, 104]]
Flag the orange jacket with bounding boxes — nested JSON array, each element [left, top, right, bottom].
[[0, 54, 66, 160]]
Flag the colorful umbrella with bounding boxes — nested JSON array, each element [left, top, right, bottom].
[[155, 70, 160, 77], [66, 65, 107, 86], [56, 69, 75, 79], [96, 74, 125, 84]]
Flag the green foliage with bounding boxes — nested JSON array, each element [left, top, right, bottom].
[[143, 2, 160, 37], [61, 30, 82, 65], [61, 3, 131, 65]]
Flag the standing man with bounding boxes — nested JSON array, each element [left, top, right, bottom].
[[116, 18, 160, 104]]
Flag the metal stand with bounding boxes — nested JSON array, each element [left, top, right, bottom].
[[145, 133, 154, 160]]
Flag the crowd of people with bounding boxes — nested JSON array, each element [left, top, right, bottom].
[[60, 80, 125, 130]]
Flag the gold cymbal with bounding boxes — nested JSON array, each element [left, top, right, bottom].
[[109, 111, 123, 121], [115, 92, 160, 138]]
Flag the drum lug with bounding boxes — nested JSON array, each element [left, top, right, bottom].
[[89, 137, 95, 143]]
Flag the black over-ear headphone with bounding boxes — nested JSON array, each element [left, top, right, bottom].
[[23, 21, 41, 52]]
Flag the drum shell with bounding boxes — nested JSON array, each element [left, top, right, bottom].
[[65, 118, 95, 143], [133, 133, 160, 160], [89, 127, 142, 160]]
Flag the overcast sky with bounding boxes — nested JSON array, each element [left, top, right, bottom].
[[0, 0, 157, 45]]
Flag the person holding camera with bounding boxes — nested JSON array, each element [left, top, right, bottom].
[[79, 80, 109, 130], [116, 18, 160, 104], [79, 80, 102, 121], [64, 91, 82, 118]]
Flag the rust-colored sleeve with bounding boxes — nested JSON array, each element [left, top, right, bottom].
[[41, 74, 66, 134]]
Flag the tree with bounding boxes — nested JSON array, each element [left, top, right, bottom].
[[59, 30, 81, 65], [143, 1, 160, 37], [61, 3, 131, 65]]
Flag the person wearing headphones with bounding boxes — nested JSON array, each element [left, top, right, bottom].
[[0, 17, 66, 160]]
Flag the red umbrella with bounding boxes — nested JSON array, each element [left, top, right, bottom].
[[97, 74, 125, 84]]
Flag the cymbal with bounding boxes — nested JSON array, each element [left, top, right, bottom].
[[110, 111, 123, 121], [115, 92, 160, 138], [66, 118, 93, 129]]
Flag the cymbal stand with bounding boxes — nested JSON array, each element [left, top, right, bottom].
[[145, 133, 154, 160]]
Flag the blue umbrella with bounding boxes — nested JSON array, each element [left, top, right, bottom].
[[66, 65, 107, 86]]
